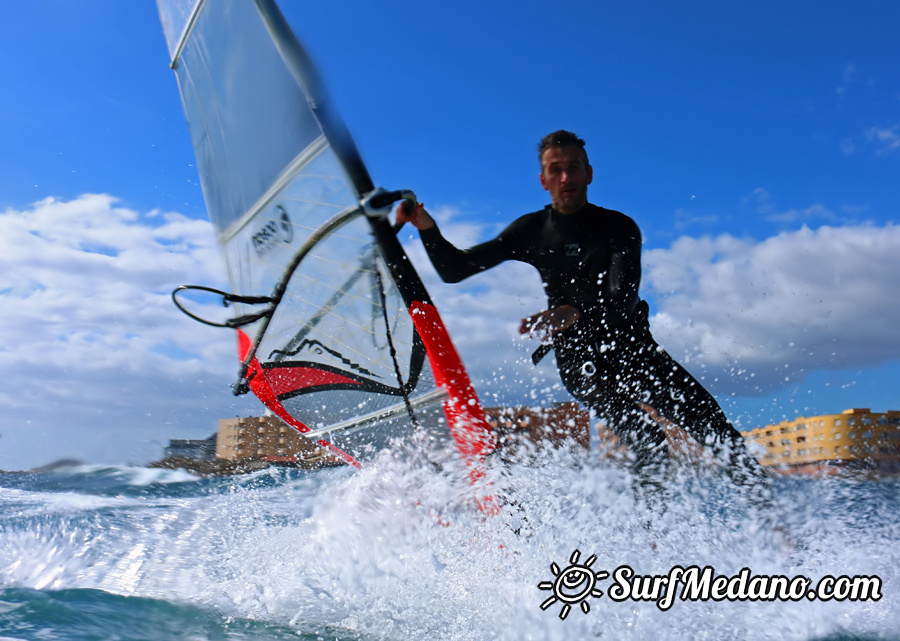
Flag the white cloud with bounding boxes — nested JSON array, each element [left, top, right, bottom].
[[404, 210, 900, 405], [644, 223, 900, 394], [865, 125, 900, 155], [842, 62, 857, 84], [4, 196, 897, 468], [404, 210, 900, 408], [836, 62, 857, 98], [745, 188, 838, 224], [0, 195, 257, 470], [841, 123, 900, 157]]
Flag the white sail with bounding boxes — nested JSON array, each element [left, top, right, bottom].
[[158, 0, 496, 509]]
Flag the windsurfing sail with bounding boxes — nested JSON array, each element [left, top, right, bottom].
[[156, 0, 496, 510]]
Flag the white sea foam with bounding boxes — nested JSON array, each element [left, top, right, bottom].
[[1, 448, 897, 640], [65, 464, 202, 485]]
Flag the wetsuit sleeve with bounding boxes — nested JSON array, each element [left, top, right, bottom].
[[609, 217, 643, 316], [418, 217, 531, 283], [583, 213, 643, 329]]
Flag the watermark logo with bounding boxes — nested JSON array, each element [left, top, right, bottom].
[[538, 551, 883, 618], [538, 549, 609, 620]]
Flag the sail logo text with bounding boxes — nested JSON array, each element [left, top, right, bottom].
[[251, 206, 294, 257], [538, 552, 882, 619]]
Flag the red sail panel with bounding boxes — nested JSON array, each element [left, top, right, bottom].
[[263, 366, 364, 398], [236, 330, 361, 468]]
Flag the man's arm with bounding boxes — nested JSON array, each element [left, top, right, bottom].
[[395, 201, 516, 284], [605, 216, 643, 322], [614, 217, 643, 305]]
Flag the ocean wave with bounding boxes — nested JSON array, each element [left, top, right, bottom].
[[1, 446, 898, 640]]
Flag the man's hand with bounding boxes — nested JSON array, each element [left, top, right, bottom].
[[519, 305, 581, 340], [395, 200, 436, 230]]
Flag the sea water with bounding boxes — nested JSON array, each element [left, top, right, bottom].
[[1, 447, 898, 641]]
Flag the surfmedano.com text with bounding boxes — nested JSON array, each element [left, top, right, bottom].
[[610, 565, 882, 611]]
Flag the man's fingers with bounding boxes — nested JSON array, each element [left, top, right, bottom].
[[520, 312, 548, 335], [520, 306, 581, 338], [396, 201, 426, 223]]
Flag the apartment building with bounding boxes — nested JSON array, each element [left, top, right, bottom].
[[742, 408, 900, 474], [216, 415, 342, 467]]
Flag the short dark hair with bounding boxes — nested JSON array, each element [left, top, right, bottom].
[[537, 130, 588, 164]]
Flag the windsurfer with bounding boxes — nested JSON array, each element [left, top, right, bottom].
[[396, 130, 773, 512]]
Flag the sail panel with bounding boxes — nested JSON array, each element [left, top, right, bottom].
[[256, 215, 433, 422], [168, 0, 324, 234], [220, 144, 357, 296]]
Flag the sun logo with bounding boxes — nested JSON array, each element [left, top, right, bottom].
[[538, 549, 608, 620]]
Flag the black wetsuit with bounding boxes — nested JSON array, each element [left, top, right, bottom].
[[420, 203, 771, 507]]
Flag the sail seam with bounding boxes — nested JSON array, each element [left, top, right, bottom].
[[219, 134, 330, 245], [169, 0, 209, 69]]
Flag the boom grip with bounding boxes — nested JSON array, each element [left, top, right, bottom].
[[362, 188, 417, 218], [367, 189, 404, 209]]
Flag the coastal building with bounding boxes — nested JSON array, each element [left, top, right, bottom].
[[164, 434, 217, 460], [485, 402, 591, 450], [484, 401, 704, 462], [741, 408, 900, 475], [216, 415, 342, 467]]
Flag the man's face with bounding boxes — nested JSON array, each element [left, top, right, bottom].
[[539, 145, 592, 214]]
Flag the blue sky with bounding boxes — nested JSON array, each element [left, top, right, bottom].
[[1, 1, 898, 469]]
